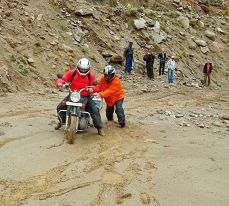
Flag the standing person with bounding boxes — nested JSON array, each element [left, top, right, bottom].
[[143, 48, 155, 80], [158, 48, 167, 76], [203, 59, 213, 86], [55, 57, 105, 136], [123, 42, 134, 74], [167, 56, 176, 85], [94, 65, 126, 128]]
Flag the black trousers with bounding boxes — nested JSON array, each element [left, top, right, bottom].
[[106, 99, 125, 125], [57, 95, 103, 129], [146, 65, 154, 79], [159, 61, 165, 75]]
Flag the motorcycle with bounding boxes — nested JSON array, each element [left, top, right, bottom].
[[58, 83, 103, 144]]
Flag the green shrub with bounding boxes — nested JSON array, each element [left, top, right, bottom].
[[170, 11, 180, 18], [147, 11, 157, 19], [137, 7, 144, 13], [18, 64, 30, 76], [10, 54, 16, 62], [125, 8, 138, 17], [226, 70, 229, 77]]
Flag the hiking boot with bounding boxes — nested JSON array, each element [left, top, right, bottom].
[[97, 128, 105, 136], [54, 122, 61, 130], [120, 123, 125, 128]]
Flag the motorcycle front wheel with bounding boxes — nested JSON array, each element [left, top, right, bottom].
[[66, 115, 78, 144]]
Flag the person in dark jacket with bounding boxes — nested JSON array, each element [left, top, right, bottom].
[[158, 48, 166, 76], [123, 42, 134, 74], [203, 59, 213, 86], [143, 48, 155, 80]]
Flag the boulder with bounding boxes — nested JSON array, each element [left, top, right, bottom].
[[133, 18, 146, 30], [75, 8, 94, 16], [178, 16, 190, 29], [110, 55, 124, 63], [200, 46, 209, 54], [216, 27, 226, 35], [188, 40, 197, 49], [151, 31, 168, 44], [194, 39, 207, 47], [205, 30, 216, 41]]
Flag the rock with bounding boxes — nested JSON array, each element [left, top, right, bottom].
[[156, 109, 164, 114], [216, 27, 226, 35], [37, 14, 43, 21], [176, 114, 184, 118], [219, 114, 229, 120], [75, 8, 93, 16], [133, 62, 145, 74], [109, 55, 123, 63], [133, 18, 146, 30], [194, 39, 207, 47], [198, 20, 205, 28], [27, 58, 34, 64], [178, 16, 190, 29], [153, 21, 161, 33], [200, 46, 209, 54], [199, 124, 205, 128], [165, 110, 172, 116], [212, 121, 223, 127], [151, 30, 168, 44], [179, 121, 190, 127], [140, 192, 151, 205], [73, 34, 81, 43], [102, 51, 113, 57], [205, 30, 216, 41], [191, 82, 200, 87], [188, 40, 197, 49], [174, 0, 181, 3]]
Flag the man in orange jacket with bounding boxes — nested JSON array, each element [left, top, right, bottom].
[[93, 65, 126, 128]]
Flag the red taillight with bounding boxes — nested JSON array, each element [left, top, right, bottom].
[[61, 101, 66, 106], [82, 103, 86, 109]]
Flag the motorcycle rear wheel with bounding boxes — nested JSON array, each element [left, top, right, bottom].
[[66, 116, 77, 144]]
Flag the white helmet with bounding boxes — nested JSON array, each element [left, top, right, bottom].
[[77, 58, 91, 76]]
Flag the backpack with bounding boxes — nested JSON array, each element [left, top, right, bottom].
[[69, 69, 91, 85]]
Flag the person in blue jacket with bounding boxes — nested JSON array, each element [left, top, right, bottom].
[[123, 42, 134, 74]]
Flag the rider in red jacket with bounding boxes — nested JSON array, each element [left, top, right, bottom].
[[55, 58, 104, 136]]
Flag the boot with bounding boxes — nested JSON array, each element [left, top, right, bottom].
[[97, 128, 105, 136], [55, 122, 61, 130], [120, 123, 125, 128]]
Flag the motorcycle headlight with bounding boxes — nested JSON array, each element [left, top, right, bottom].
[[70, 92, 80, 102]]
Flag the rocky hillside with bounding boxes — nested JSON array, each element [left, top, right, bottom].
[[0, 0, 228, 93]]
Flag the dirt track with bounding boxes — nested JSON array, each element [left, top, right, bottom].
[[0, 76, 229, 206]]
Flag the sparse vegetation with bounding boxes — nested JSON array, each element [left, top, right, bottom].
[[170, 11, 180, 18], [125, 7, 138, 17], [10, 54, 16, 62], [226, 70, 229, 77], [146, 11, 157, 19], [59, 21, 69, 32]]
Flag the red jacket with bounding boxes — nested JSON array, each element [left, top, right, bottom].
[[56, 68, 96, 97], [94, 75, 124, 107]]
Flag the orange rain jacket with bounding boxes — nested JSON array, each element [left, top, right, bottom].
[[94, 75, 124, 107]]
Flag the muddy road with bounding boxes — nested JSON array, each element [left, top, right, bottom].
[[0, 77, 229, 206]]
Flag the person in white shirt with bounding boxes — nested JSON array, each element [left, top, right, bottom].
[[166, 56, 176, 84]]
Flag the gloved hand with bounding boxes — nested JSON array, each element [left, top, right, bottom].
[[86, 88, 93, 93]]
